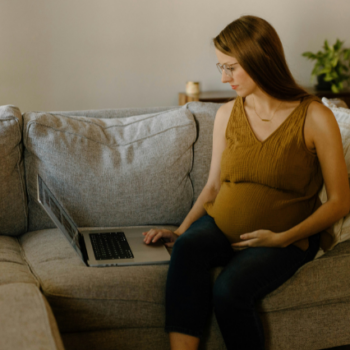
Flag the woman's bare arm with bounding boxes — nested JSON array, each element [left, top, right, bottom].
[[174, 100, 234, 235], [278, 101, 350, 247], [143, 100, 234, 245]]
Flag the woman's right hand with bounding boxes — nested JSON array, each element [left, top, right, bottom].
[[142, 228, 179, 247]]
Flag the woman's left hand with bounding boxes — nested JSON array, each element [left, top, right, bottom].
[[231, 229, 284, 248]]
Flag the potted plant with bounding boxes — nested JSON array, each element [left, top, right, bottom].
[[302, 39, 350, 93]]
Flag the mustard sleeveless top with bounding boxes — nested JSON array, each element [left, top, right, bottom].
[[204, 95, 324, 251]]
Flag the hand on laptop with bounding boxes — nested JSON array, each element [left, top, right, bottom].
[[142, 229, 179, 247]]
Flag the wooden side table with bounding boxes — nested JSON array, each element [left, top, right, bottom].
[[178, 90, 236, 106], [178, 88, 350, 107]]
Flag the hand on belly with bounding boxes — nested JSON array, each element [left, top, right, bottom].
[[230, 229, 284, 249]]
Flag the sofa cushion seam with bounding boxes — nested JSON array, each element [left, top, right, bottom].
[[259, 295, 350, 313], [60, 325, 167, 335], [0, 281, 40, 287], [17, 237, 41, 288], [15, 116, 28, 233], [45, 293, 164, 305]]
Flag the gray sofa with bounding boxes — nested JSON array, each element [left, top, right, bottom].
[[1, 101, 350, 350]]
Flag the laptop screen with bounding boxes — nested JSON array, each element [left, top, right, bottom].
[[37, 175, 84, 262]]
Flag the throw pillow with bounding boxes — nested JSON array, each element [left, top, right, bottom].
[[23, 108, 196, 231], [322, 97, 348, 109], [318, 97, 350, 252]]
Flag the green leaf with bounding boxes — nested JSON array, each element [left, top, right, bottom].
[[336, 64, 345, 73], [324, 74, 334, 82], [318, 67, 331, 74], [331, 57, 339, 67], [302, 52, 317, 59], [344, 49, 350, 60], [331, 84, 339, 93], [327, 51, 335, 60], [331, 71, 339, 79], [334, 39, 343, 52], [311, 66, 319, 76], [324, 40, 330, 51]]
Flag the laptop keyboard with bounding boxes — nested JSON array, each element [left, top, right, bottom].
[[90, 232, 134, 260]]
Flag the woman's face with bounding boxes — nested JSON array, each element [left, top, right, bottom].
[[215, 48, 258, 97]]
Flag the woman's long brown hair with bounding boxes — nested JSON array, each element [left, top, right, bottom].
[[213, 16, 311, 101]]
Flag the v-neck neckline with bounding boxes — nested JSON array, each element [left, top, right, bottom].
[[241, 96, 304, 144]]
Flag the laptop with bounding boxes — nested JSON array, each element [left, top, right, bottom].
[[37, 174, 175, 267]]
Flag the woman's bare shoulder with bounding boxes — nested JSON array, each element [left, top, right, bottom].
[[305, 100, 342, 150], [306, 100, 338, 131], [308, 100, 332, 115]]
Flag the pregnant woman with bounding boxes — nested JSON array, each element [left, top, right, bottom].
[[143, 15, 350, 350]]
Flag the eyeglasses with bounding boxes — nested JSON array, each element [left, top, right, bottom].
[[216, 63, 234, 78]]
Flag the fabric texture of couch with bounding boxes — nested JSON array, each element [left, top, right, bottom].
[[1, 100, 350, 350]]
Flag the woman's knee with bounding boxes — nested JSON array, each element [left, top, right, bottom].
[[171, 215, 231, 264], [213, 275, 251, 311], [171, 228, 213, 263], [172, 218, 212, 253], [172, 231, 201, 257]]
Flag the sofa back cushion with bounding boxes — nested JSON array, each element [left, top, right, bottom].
[[23, 107, 196, 231], [59, 103, 223, 204], [0, 105, 27, 235]]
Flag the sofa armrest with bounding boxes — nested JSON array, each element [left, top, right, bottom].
[[0, 283, 64, 350]]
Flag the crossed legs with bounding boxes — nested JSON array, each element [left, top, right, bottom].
[[165, 215, 320, 350]]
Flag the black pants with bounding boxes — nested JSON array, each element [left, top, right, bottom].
[[164, 215, 321, 350]]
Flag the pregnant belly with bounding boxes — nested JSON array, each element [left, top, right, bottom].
[[204, 182, 310, 244]]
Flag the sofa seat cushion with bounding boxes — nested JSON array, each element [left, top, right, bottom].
[[23, 107, 196, 232], [0, 236, 38, 286], [0, 283, 64, 350], [256, 239, 350, 312], [0, 105, 27, 236], [21, 229, 170, 332], [21, 228, 350, 334]]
